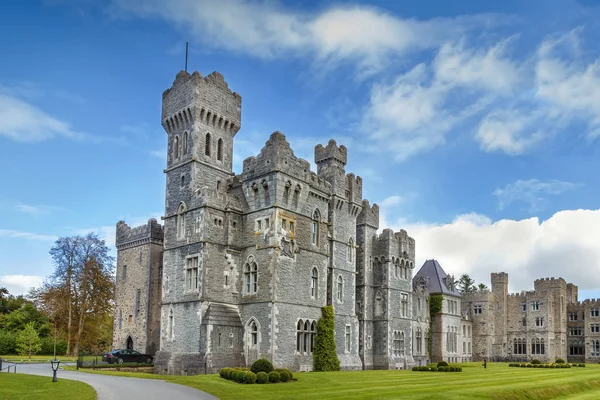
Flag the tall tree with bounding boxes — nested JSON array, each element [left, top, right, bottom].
[[458, 274, 477, 294], [478, 283, 489, 291], [46, 233, 114, 356], [16, 322, 42, 359]]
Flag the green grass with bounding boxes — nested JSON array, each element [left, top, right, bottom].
[[0, 355, 94, 363], [0, 373, 96, 400], [64, 362, 600, 399]]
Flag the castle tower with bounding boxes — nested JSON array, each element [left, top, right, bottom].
[[113, 219, 164, 355], [315, 140, 363, 370], [491, 273, 508, 359]]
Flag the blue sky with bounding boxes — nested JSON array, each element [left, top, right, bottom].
[[1, 0, 600, 299]]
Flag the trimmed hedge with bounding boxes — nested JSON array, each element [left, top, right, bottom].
[[219, 366, 294, 384], [313, 305, 340, 372], [251, 359, 274, 374], [412, 365, 462, 372], [531, 359, 541, 365], [555, 358, 565, 364], [508, 362, 573, 368], [437, 361, 448, 368]]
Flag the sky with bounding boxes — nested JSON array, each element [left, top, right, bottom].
[[1, 0, 600, 299]]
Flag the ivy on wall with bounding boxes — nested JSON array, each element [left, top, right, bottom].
[[313, 305, 340, 371], [428, 294, 443, 357]]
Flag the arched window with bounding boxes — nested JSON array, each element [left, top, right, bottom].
[[168, 309, 174, 339], [311, 209, 320, 245], [205, 133, 211, 156], [244, 257, 258, 294], [375, 291, 382, 316], [177, 203, 186, 239], [400, 331, 405, 356], [173, 136, 180, 160], [217, 138, 223, 161], [311, 268, 318, 298], [296, 320, 304, 352], [310, 321, 317, 353], [183, 131, 188, 155], [247, 319, 258, 347], [337, 275, 343, 302], [303, 320, 310, 353], [347, 237, 354, 262]]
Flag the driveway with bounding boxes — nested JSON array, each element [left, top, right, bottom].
[[15, 363, 218, 400]]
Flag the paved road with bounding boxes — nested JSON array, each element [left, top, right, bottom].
[[15, 363, 218, 400]]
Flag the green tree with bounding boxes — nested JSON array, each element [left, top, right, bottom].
[[313, 305, 340, 372], [478, 283, 489, 291], [16, 322, 42, 359], [458, 274, 476, 294]]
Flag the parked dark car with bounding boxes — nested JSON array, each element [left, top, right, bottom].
[[102, 349, 153, 364]]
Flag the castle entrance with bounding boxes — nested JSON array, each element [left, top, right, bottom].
[[126, 336, 134, 350]]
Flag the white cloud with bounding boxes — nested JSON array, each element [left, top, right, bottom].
[[394, 209, 600, 292], [380, 195, 404, 208], [14, 203, 66, 216], [475, 108, 545, 154], [0, 229, 57, 241], [493, 179, 578, 210], [0, 94, 84, 142], [149, 149, 167, 160], [109, 0, 502, 75], [0, 275, 45, 295]]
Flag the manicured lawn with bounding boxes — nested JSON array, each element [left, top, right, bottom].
[[0, 373, 96, 400], [66, 362, 600, 399]]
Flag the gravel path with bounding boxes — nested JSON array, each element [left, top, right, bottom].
[[15, 363, 218, 400]]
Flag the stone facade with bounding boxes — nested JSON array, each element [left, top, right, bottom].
[[112, 69, 436, 374], [113, 219, 164, 355]]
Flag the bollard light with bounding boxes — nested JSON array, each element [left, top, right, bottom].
[[51, 358, 60, 382]]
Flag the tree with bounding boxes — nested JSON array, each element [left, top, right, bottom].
[[458, 274, 477, 294], [16, 322, 41, 359], [478, 283, 489, 291], [313, 305, 340, 371], [44, 233, 114, 356]]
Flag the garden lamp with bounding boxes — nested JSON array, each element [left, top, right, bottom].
[[51, 358, 60, 382]]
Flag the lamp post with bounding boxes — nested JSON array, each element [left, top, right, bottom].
[[51, 358, 60, 382]]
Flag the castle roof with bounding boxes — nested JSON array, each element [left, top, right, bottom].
[[415, 259, 461, 297]]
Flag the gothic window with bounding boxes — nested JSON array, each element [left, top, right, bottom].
[[183, 131, 188, 155], [531, 301, 540, 311], [217, 138, 223, 161], [296, 319, 316, 354], [311, 321, 316, 352], [177, 203, 187, 239], [347, 237, 354, 262], [168, 309, 174, 340], [337, 275, 343, 303], [311, 268, 318, 298], [205, 133, 211, 156], [345, 325, 351, 352], [468, 326, 471, 337], [173, 136, 179, 160], [513, 338, 526, 354], [311, 209, 320, 246], [401, 293, 408, 318], [244, 257, 258, 294], [400, 331, 405, 356], [303, 320, 310, 353], [375, 291, 383, 316], [247, 319, 258, 347], [296, 320, 303, 352], [185, 256, 199, 292], [535, 317, 544, 327], [392, 331, 400, 356], [122, 265, 127, 280], [394, 259, 399, 278], [400, 260, 405, 279], [531, 338, 545, 354], [416, 328, 422, 354]]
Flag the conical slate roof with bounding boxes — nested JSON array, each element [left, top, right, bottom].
[[415, 259, 461, 297]]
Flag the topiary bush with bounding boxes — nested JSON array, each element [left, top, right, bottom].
[[235, 370, 247, 383], [437, 361, 448, 368], [275, 368, 293, 380], [256, 371, 269, 384], [268, 371, 280, 383], [251, 359, 274, 374], [279, 370, 291, 382], [219, 367, 232, 379], [313, 305, 341, 372], [245, 371, 257, 384], [531, 359, 541, 364], [429, 366, 438, 372], [555, 358, 565, 364]]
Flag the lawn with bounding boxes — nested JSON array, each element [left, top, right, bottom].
[[65, 362, 600, 399], [0, 373, 96, 400]]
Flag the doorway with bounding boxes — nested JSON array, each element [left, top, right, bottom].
[[126, 336, 133, 350]]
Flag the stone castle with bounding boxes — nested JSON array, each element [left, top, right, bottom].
[[111, 69, 596, 374]]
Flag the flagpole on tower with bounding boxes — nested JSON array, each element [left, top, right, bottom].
[[185, 42, 189, 72]]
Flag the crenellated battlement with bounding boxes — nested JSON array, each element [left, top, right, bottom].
[[534, 276, 567, 292], [161, 70, 242, 137], [116, 218, 164, 250], [315, 139, 347, 167], [357, 200, 379, 228]]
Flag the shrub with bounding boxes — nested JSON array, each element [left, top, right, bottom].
[[429, 366, 437, 372], [437, 361, 448, 368], [279, 370, 291, 382], [555, 358, 565, 364], [237, 371, 248, 382], [531, 359, 541, 365], [227, 369, 237, 380], [256, 371, 269, 384], [437, 366, 445, 372], [313, 305, 341, 372], [457, 367, 462, 372], [251, 359, 274, 374], [245, 371, 257, 384], [219, 367, 230, 379], [549, 364, 556, 368], [580, 363, 586, 367], [268, 371, 280, 383], [412, 366, 419, 371], [526, 364, 533, 368], [0, 330, 17, 355], [275, 368, 293, 380]]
